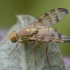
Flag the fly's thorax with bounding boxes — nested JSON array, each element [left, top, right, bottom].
[[8, 31, 18, 43], [26, 27, 37, 34], [18, 27, 38, 40]]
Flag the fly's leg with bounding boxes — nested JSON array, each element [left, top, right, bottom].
[[9, 42, 18, 56], [9, 40, 27, 56], [46, 44, 51, 67], [34, 41, 38, 66], [38, 41, 51, 67], [20, 40, 38, 67]]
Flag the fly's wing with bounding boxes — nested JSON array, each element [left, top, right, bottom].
[[42, 34, 70, 43], [29, 28, 70, 43], [28, 8, 68, 27]]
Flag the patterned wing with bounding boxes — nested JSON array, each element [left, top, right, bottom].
[[29, 27, 70, 43], [29, 8, 68, 27]]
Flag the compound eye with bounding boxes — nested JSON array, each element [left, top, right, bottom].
[[11, 37, 18, 43]]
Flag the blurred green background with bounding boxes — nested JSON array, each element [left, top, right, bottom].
[[0, 0, 70, 56]]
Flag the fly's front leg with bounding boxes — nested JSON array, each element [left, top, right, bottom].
[[9, 40, 27, 56], [38, 41, 51, 67], [9, 42, 18, 56]]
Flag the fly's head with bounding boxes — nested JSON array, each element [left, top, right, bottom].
[[8, 31, 19, 43]]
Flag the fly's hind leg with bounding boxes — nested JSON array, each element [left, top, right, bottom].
[[34, 41, 38, 66], [38, 41, 51, 67]]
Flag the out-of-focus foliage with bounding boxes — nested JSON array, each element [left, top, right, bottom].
[[0, 0, 70, 56]]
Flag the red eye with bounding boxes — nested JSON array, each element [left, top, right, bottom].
[[11, 37, 18, 43]]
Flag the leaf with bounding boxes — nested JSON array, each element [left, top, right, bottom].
[[0, 15, 65, 70]]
